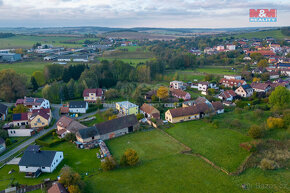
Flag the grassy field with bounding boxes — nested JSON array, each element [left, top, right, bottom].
[[165, 70, 205, 82], [0, 61, 49, 76], [99, 57, 152, 66], [82, 112, 105, 127], [0, 128, 288, 193], [196, 67, 238, 75], [0, 35, 100, 49], [231, 29, 289, 40]]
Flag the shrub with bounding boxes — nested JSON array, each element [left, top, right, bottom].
[[260, 159, 276, 170], [120, 148, 139, 166], [254, 109, 264, 119], [64, 133, 76, 142], [248, 125, 263, 139], [5, 138, 11, 146], [267, 117, 284, 129], [234, 107, 243, 114], [101, 157, 116, 171], [136, 113, 144, 120]]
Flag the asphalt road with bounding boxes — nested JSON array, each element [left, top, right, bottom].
[[0, 104, 61, 163]]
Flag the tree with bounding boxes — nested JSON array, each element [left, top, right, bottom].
[[101, 157, 116, 171], [248, 125, 263, 139], [250, 53, 263, 61], [68, 185, 81, 193], [252, 77, 260, 83], [261, 73, 270, 81], [0, 129, 8, 140], [30, 76, 39, 91], [59, 167, 83, 188], [267, 117, 284, 129], [64, 133, 76, 142], [120, 148, 139, 166], [13, 104, 28, 114], [5, 138, 11, 146], [257, 59, 268, 68], [32, 71, 46, 86], [108, 115, 117, 120], [157, 86, 169, 100], [269, 86, 290, 110], [0, 69, 27, 102], [104, 108, 114, 120], [105, 89, 119, 100]]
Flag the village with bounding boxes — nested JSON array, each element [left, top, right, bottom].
[[0, 27, 289, 193]]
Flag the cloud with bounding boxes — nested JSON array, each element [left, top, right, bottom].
[[0, 0, 3, 6], [0, 0, 289, 27]]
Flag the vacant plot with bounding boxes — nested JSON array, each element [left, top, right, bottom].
[[196, 67, 238, 75], [0, 61, 49, 76], [99, 58, 151, 66], [166, 120, 251, 172], [165, 70, 205, 82]]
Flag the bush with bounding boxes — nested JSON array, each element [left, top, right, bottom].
[[101, 157, 116, 171], [254, 109, 264, 119], [248, 125, 263, 139], [267, 117, 284, 129], [260, 158, 276, 170], [120, 148, 139, 166], [64, 133, 76, 142], [5, 138, 11, 146], [35, 129, 64, 147], [136, 113, 144, 120]]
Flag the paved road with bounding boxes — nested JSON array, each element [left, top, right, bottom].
[[0, 105, 60, 163]]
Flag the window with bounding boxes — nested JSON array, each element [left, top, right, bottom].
[[42, 167, 45, 169]]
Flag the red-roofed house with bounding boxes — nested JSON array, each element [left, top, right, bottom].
[[247, 50, 276, 57], [171, 89, 191, 101], [220, 78, 246, 88], [28, 109, 52, 129], [83, 88, 103, 103], [218, 90, 237, 101]]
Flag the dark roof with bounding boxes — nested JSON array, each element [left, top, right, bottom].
[[76, 126, 99, 139], [13, 113, 28, 121], [0, 103, 8, 114], [241, 84, 252, 90], [168, 103, 212, 118], [69, 101, 87, 108], [95, 114, 138, 135], [251, 83, 271, 90], [19, 146, 59, 167]]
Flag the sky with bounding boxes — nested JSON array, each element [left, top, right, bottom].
[[0, 0, 289, 28]]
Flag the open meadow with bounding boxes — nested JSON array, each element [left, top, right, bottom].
[[0, 61, 49, 76]]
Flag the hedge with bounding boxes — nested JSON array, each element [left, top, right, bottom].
[[35, 129, 65, 147]]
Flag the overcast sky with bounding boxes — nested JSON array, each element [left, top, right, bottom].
[[0, 0, 289, 28]]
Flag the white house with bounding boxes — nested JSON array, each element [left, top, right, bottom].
[[223, 75, 242, 80], [8, 129, 34, 137], [226, 45, 236, 51], [170, 81, 186, 90], [19, 145, 63, 177], [69, 101, 88, 114], [16, 97, 50, 110], [235, 84, 253, 98]]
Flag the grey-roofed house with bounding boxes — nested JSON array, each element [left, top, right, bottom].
[[76, 114, 139, 143], [69, 101, 88, 114], [0, 103, 8, 121], [235, 84, 253, 98], [19, 145, 63, 178]]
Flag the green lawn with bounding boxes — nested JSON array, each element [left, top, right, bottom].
[[82, 113, 106, 127], [166, 120, 251, 172], [0, 61, 49, 76], [196, 67, 238, 75], [99, 57, 151, 66], [165, 70, 205, 82]]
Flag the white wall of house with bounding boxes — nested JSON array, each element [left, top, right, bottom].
[[8, 129, 33, 137], [216, 109, 224, 114], [198, 84, 208, 91], [50, 152, 64, 172]]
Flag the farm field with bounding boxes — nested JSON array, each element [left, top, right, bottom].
[[232, 29, 289, 40], [195, 67, 238, 75], [0, 35, 98, 49], [0, 61, 50, 76], [99, 57, 151, 66]]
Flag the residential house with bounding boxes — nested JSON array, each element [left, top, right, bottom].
[[218, 90, 237, 101], [116, 101, 139, 116], [76, 114, 139, 143], [16, 97, 50, 110], [8, 129, 34, 137], [247, 50, 276, 57], [198, 81, 217, 95], [171, 89, 191, 101], [212, 101, 224, 114], [12, 113, 29, 127], [165, 103, 213, 123], [170, 81, 186, 90], [226, 45, 236, 51], [252, 67, 266, 74], [19, 145, 63, 177], [69, 101, 88, 114], [28, 109, 52, 129], [48, 182, 68, 193], [0, 137, 5, 154], [140, 103, 160, 119], [280, 69, 290, 77], [251, 83, 272, 93], [56, 116, 86, 138], [277, 63, 290, 69], [0, 103, 8, 121], [220, 78, 246, 88], [235, 84, 253, 98], [57, 55, 89, 62], [223, 75, 242, 80], [83, 88, 103, 103], [269, 71, 279, 79]]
